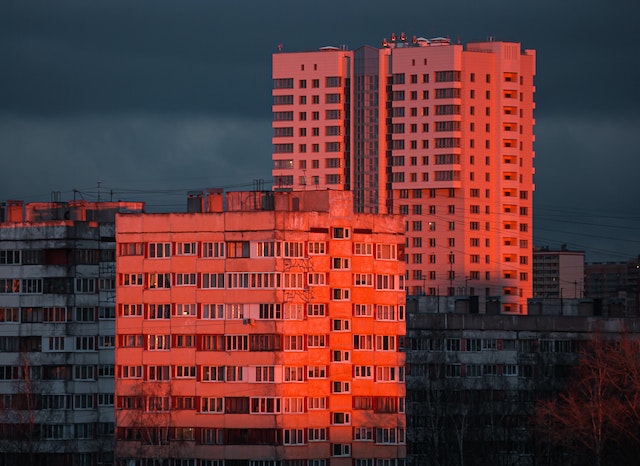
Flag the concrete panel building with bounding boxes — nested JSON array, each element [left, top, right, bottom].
[[532, 246, 585, 299], [114, 190, 407, 465], [0, 199, 144, 466], [405, 296, 640, 466]]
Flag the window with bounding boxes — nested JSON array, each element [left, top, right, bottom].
[[149, 243, 171, 258], [354, 243, 372, 255], [47, 337, 64, 351], [0, 307, 20, 322], [284, 335, 304, 351], [73, 365, 95, 380], [377, 305, 403, 321], [376, 335, 396, 351], [175, 273, 196, 286], [75, 278, 94, 294], [225, 334, 249, 351], [331, 257, 349, 269], [171, 303, 196, 317], [74, 307, 95, 321], [332, 227, 350, 239], [119, 365, 143, 379], [331, 444, 351, 457], [308, 241, 326, 255], [225, 366, 244, 382], [255, 366, 275, 382], [332, 319, 350, 331], [332, 288, 350, 300], [375, 365, 401, 382], [120, 335, 143, 348], [307, 303, 326, 317], [308, 365, 327, 379], [308, 397, 327, 410], [353, 334, 373, 350], [175, 242, 196, 255], [226, 303, 244, 319], [226, 241, 250, 258], [307, 335, 327, 348], [284, 397, 305, 413], [376, 428, 405, 445], [331, 412, 350, 425], [148, 273, 171, 289], [99, 335, 115, 348], [202, 366, 225, 382], [354, 273, 373, 286], [283, 428, 305, 445], [332, 381, 350, 393], [284, 366, 305, 382], [201, 397, 224, 413], [354, 427, 373, 441], [353, 303, 373, 317], [174, 365, 196, 378], [121, 273, 142, 286], [202, 242, 225, 258], [375, 244, 397, 260], [375, 274, 397, 290], [75, 336, 95, 351], [283, 273, 304, 289], [0, 250, 21, 264], [259, 303, 281, 320], [284, 303, 303, 320], [332, 350, 350, 362], [308, 273, 326, 286], [251, 397, 281, 414], [354, 365, 373, 379], [326, 76, 340, 87], [274, 78, 294, 89], [148, 304, 170, 319], [309, 428, 327, 442], [148, 334, 170, 350], [173, 334, 195, 348]]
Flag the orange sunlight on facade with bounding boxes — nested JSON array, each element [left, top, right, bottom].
[[272, 36, 535, 314], [115, 190, 406, 465]]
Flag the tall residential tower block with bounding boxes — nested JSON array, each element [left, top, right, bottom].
[[272, 35, 536, 313], [115, 190, 407, 465]]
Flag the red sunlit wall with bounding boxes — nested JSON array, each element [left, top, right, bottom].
[[115, 190, 406, 464], [272, 38, 535, 314]]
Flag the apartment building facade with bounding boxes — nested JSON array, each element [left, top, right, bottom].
[[405, 298, 640, 466], [272, 35, 536, 313], [114, 190, 407, 465], [533, 246, 585, 299], [584, 257, 640, 317], [0, 199, 144, 466]]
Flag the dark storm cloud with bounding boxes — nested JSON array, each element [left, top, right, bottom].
[[3, 0, 638, 117], [1, 0, 639, 261]]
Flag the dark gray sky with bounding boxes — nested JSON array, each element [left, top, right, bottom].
[[1, 0, 639, 261]]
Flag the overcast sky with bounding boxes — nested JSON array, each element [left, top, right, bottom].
[[1, 0, 638, 262]]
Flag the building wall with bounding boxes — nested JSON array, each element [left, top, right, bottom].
[[405, 309, 640, 466], [585, 257, 640, 316], [533, 248, 585, 299], [271, 37, 536, 314], [115, 190, 407, 464], [0, 200, 143, 466]]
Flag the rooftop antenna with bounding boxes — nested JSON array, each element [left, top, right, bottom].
[[97, 181, 102, 202]]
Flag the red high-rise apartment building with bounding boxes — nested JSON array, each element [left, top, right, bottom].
[[272, 35, 536, 313], [115, 190, 406, 465]]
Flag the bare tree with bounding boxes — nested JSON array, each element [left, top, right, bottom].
[[535, 331, 640, 466]]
